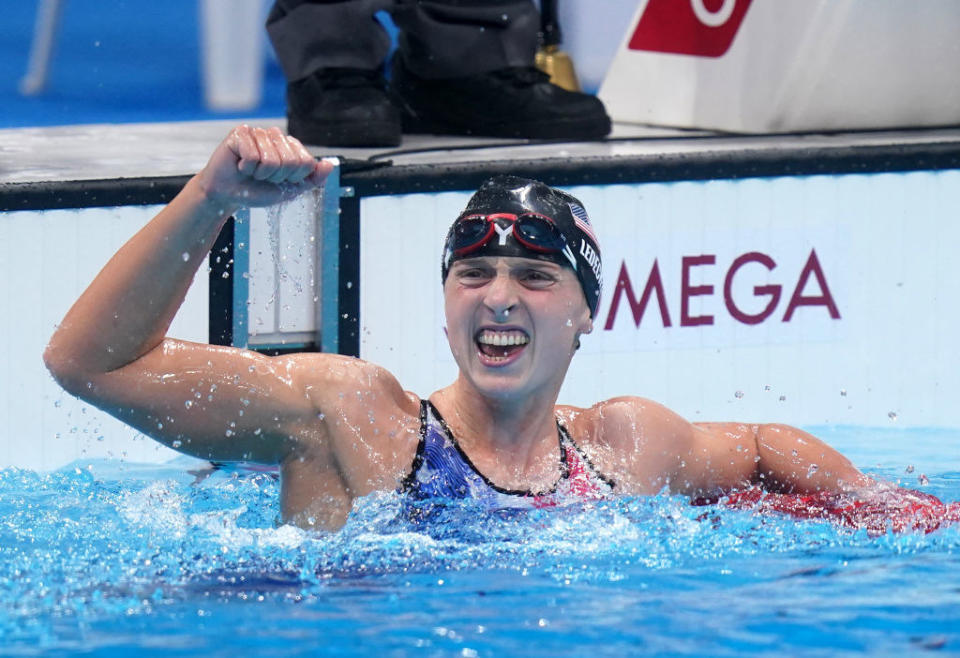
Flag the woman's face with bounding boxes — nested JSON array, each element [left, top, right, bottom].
[[443, 255, 593, 400]]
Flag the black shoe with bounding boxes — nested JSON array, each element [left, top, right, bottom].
[[286, 68, 402, 147], [391, 59, 611, 140]]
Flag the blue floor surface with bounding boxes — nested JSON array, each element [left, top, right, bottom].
[[1, 0, 287, 129]]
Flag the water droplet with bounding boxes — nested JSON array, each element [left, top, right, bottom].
[[905, 464, 915, 474], [184, 400, 193, 409], [346, 281, 353, 289], [778, 395, 786, 402], [888, 411, 898, 422], [806, 464, 819, 478], [840, 389, 847, 397], [565, 319, 573, 326], [307, 516, 316, 526], [734, 390, 744, 399], [172, 440, 182, 448], [221, 271, 230, 279], [763, 385, 771, 391], [791, 449, 798, 457], [181, 252, 190, 261], [918, 474, 930, 486]]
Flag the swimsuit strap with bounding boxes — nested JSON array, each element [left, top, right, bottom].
[[556, 421, 616, 490], [401, 399, 614, 501]]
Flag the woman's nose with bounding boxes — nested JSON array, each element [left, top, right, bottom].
[[483, 272, 518, 321]]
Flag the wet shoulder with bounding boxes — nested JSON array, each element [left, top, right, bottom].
[[283, 353, 420, 417], [282, 353, 421, 493], [556, 397, 698, 493], [557, 396, 684, 448]]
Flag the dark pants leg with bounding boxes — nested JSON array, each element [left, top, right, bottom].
[[391, 0, 540, 78], [267, 0, 539, 82], [266, 0, 393, 82]]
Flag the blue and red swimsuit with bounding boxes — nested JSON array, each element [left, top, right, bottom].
[[400, 400, 614, 507]]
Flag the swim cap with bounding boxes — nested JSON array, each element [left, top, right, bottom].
[[441, 175, 603, 317]]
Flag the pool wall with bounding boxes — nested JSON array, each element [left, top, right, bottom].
[[3, 127, 960, 470], [0, 202, 209, 470], [359, 171, 960, 429]]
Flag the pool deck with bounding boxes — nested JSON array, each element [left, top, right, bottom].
[[3, 120, 960, 186]]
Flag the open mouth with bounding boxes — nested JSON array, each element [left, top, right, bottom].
[[475, 328, 530, 363]]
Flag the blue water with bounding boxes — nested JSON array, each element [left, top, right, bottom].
[[1, 427, 959, 656]]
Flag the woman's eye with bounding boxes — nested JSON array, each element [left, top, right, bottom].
[[458, 268, 489, 280], [521, 270, 555, 284]]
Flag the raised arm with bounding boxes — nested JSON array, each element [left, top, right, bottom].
[[43, 126, 335, 464]]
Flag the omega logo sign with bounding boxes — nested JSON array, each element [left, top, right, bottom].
[[602, 249, 840, 330]]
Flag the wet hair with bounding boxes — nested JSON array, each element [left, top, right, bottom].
[[441, 175, 603, 317]]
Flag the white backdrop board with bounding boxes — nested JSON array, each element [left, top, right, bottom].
[[0, 205, 209, 470], [359, 170, 960, 429], [599, 0, 960, 132]]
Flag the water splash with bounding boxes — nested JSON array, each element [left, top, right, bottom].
[[1, 457, 958, 652]]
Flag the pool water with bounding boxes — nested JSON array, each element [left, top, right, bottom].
[[2, 426, 959, 656]]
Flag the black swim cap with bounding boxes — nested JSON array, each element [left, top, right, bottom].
[[441, 175, 603, 317]]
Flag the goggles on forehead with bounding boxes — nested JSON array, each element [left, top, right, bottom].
[[448, 212, 577, 269]]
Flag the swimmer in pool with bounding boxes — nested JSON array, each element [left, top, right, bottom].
[[43, 126, 957, 532]]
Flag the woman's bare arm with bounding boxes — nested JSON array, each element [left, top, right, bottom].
[[43, 126, 335, 463], [683, 421, 874, 495], [584, 396, 871, 496]]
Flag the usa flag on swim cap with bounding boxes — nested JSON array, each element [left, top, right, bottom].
[[568, 202, 599, 249]]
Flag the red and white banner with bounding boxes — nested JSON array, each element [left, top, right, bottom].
[[627, 0, 753, 58]]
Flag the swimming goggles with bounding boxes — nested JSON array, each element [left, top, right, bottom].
[[449, 212, 575, 268]]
